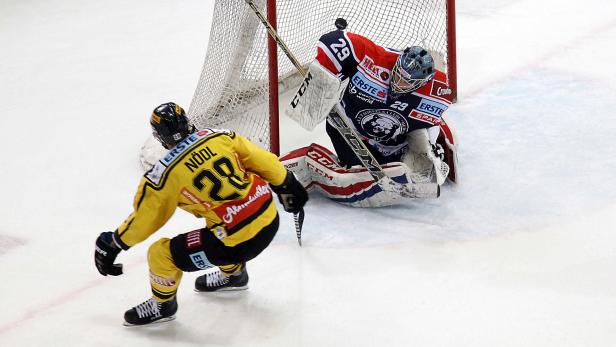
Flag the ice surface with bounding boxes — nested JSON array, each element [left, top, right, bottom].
[[1, 0, 616, 346]]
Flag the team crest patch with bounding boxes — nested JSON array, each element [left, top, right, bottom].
[[356, 109, 408, 141]]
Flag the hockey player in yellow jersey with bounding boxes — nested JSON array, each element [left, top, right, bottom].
[[94, 102, 308, 326]]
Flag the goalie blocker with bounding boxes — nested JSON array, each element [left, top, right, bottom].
[[286, 61, 346, 131]]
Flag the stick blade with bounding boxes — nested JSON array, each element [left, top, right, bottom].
[[294, 209, 305, 246]]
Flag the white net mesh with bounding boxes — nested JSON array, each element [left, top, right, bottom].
[[142, 0, 452, 169]]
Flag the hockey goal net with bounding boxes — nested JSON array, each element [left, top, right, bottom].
[[141, 0, 457, 169]]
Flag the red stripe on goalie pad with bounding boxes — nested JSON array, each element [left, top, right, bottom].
[[280, 142, 408, 201], [279, 146, 311, 161], [306, 142, 400, 172], [304, 143, 403, 196], [306, 179, 375, 196]]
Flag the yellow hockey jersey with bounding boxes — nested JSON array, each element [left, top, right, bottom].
[[115, 129, 287, 248]]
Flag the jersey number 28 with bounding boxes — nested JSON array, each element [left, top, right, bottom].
[[192, 157, 249, 201]]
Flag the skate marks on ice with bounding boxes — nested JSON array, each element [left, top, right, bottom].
[[436, 69, 616, 236], [286, 69, 616, 246], [120, 289, 278, 345], [0, 234, 27, 256]]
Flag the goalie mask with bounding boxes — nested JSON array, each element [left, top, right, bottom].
[[150, 102, 194, 149], [391, 46, 435, 94]]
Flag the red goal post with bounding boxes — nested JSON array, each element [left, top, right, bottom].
[[140, 0, 457, 168]]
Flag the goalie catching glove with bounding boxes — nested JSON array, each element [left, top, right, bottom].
[[270, 170, 309, 213], [94, 231, 123, 276]]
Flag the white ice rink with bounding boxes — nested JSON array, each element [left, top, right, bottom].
[[1, 0, 616, 346]]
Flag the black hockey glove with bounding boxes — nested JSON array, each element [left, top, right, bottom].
[[270, 170, 308, 214], [94, 231, 123, 276], [431, 143, 445, 161]]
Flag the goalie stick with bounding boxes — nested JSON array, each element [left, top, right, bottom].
[[244, 0, 438, 199]]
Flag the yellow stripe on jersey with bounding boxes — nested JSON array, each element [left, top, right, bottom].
[[116, 129, 287, 248]]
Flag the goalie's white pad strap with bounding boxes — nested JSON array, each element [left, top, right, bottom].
[[427, 125, 440, 144], [285, 61, 344, 131]]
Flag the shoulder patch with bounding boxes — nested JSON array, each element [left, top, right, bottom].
[[145, 160, 166, 185], [429, 70, 453, 103]]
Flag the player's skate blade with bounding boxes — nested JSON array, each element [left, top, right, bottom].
[[123, 297, 178, 326], [123, 315, 176, 327], [194, 285, 249, 292], [194, 267, 249, 292]]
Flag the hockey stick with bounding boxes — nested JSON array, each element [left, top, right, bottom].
[[294, 208, 304, 246], [244, 0, 438, 199], [244, 0, 306, 75]]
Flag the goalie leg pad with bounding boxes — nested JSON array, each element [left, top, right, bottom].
[[279, 146, 315, 191], [280, 143, 438, 207], [304, 144, 408, 207]]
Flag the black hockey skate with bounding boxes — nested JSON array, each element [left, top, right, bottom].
[[194, 266, 249, 292], [123, 297, 178, 326]]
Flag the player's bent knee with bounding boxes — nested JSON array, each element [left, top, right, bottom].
[[169, 230, 217, 272], [147, 238, 180, 272], [148, 237, 170, 258], [148, 238, 171, 260]]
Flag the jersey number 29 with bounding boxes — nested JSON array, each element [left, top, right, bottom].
[[330, 39, 350, 61], [391, 101, 408, 111]]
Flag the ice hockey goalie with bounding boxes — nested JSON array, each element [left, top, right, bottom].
[[282, 28, 459, 207]]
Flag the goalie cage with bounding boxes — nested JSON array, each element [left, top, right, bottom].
[[140, 0, 457, 170]]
